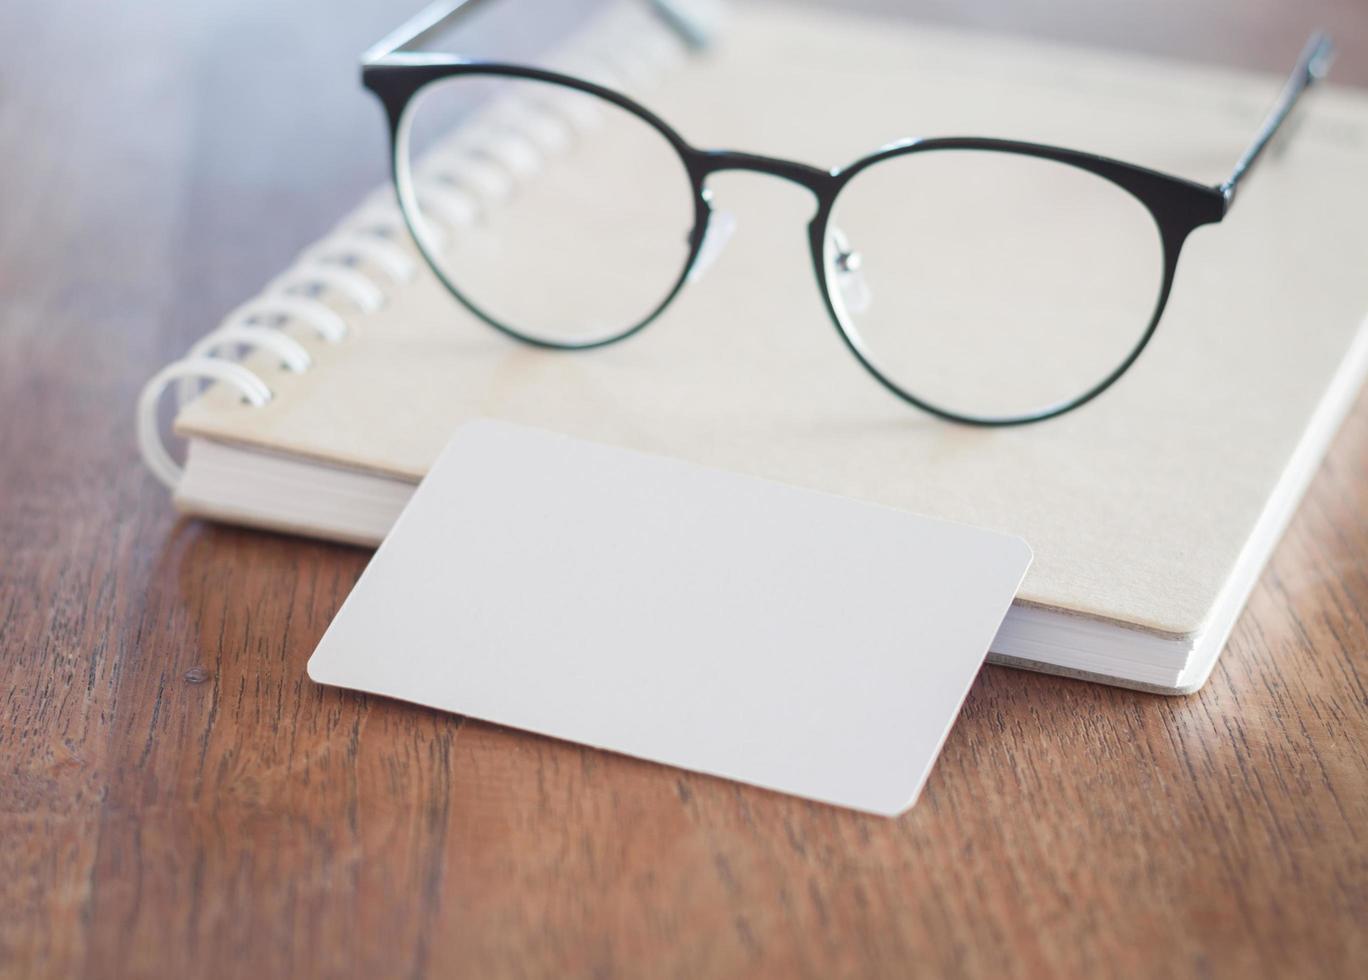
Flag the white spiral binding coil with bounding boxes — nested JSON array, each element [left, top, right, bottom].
[[138, 358, 273, 490], [303, 232, 417, 284], [136, 1, 708, 491]]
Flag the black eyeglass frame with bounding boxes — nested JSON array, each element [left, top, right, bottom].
[[363, 0, 1335, 426]]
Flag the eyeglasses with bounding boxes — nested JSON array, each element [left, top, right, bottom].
[[363, 0, 1333, 425]]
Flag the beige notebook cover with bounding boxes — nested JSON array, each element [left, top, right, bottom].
[[154, 1, 1368, 690]]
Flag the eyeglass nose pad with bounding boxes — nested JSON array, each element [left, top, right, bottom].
[[825, 224, 870, 315], [686, 209, 737, 283]]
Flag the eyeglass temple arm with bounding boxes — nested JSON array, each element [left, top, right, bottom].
[[363, 0, 714, 65], [1220, 32, 1335, 207]]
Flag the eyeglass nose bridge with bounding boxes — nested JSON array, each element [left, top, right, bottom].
[[688, 149, 837, 199], [684, 146, 842, 271], [682, 147, 859, 314]]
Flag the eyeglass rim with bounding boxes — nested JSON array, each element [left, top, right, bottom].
[[386, 65, 708, 353], [812, 138, 1210, 426], [365, 60, 1229, 425]]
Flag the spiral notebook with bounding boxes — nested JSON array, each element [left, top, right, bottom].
[[138, 0, 1368, 693]]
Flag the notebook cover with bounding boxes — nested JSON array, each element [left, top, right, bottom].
[[174, 1, 1368, 639]]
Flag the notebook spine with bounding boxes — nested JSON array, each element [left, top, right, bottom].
[[137, 0, 711, 491]]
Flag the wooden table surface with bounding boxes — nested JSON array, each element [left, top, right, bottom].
[[3, 1, 1366, 977]]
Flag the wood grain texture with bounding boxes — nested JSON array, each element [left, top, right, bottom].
[[1, 1, 1365, 977]]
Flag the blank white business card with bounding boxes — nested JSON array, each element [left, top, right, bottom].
[[308, 420, 1031, 816]]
